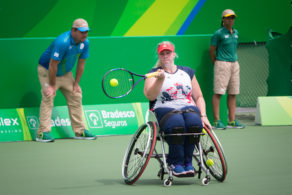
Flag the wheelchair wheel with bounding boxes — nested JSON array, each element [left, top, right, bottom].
[[207, 127, 228, 175], [122, 121, 157, 184], [200, 126, 227, 182]]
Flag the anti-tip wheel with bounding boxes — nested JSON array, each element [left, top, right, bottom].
[[202, 177, 210, 186], [164, 179, 172, 187]]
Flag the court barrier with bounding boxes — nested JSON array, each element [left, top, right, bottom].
[[255, 96, 292, 126], [0, 102, 149, 142]]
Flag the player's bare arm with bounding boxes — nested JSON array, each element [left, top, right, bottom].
[[144, 69, 165, 101]]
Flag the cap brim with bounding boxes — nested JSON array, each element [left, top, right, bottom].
[[223, 14, 237, 18], [77, 27, 90, 32], [158, 48, 173, 54]]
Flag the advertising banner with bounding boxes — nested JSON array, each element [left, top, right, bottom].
[[23, 106, 74, 140], [0, 108, 29, 142], [0, 102, 149, 142], [83, 102, 148, 136]]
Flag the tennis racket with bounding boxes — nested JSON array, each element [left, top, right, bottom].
[[102, 68, 159, 98]]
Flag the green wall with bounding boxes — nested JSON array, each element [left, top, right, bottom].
[[0, 0, 291, 42], [3, 0, 289, 124], [266, 28, 292, 96], [0, 35, 228, 123], [185, 0, 292, 41]]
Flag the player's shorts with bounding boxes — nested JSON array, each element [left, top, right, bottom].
[[213, 60, 240, 95]]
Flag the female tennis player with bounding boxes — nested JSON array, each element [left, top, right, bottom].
[[144, 41, 211, 177]]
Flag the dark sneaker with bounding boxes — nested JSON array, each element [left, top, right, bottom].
[[36, 132, 54, 143], [184, 163, 196, 177], [74, 130, 97, 140], [227, 119, 245, 129], [171, 165, 186, 177], [213, 120, 226, 130]]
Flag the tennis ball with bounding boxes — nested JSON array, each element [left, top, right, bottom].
[[202, 128, 207, 136], [110, 78, 118, 87], [206, 159, 214, 167]]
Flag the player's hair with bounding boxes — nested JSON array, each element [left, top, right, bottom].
[[155, 41, 178, 68], [221, 16, 225, 27]]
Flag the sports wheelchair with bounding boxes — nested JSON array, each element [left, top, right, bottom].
[[122, 110, 227, 186]]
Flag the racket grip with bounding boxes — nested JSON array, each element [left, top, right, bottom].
[[145, 71, 159, 78]]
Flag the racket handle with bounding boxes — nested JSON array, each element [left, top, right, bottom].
[[145, 71, 159, 78]]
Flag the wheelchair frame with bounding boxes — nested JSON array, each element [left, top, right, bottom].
[[122, 111, 227, 186]]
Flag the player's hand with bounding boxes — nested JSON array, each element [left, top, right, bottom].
[[156, 69, 165, 80], [73, 83, 82, 93], [201, 116, 212, 130], [44, 85, 56, 97]]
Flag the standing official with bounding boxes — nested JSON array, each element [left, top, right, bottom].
[[209, 9, 245, 129], [36, 18, 97, 142]]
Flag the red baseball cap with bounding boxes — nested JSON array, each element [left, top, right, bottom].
[[157, 42, 175, 54]]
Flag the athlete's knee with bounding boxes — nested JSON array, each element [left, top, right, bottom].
[[187, 126, 202, 144], [169, 126, 184, 144]]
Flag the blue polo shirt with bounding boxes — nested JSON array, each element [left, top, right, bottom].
[[211, 27, 238, 62], [39, 31, 89, 76]]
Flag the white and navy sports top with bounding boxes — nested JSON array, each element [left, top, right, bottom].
[[149, 65, 195, 110]]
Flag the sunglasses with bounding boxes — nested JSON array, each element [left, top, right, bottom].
[[223, 16, 236, 19]]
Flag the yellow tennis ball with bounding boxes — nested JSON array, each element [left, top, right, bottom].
[[110, 78, 118, 87], [206, 159, 214, 167], [202, 128, 207, 136]]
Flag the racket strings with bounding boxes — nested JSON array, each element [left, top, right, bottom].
[[103, 70, 134, 98]]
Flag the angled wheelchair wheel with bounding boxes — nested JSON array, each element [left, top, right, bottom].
[[200, 126, 227, 182], [122, 121, 157, 184], [207, 127, 228, 175]]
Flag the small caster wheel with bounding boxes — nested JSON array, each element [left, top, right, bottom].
[[164, 179, 172, 187], [202, 177, 210, 186]]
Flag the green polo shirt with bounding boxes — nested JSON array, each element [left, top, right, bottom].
[[211, 27, 239, 62]]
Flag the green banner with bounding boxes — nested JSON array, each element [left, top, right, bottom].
[[0, 109, 25, 142], [82, 102, 148, 136], [23, 106, 74, 140], [0, 102, 149, 142]]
